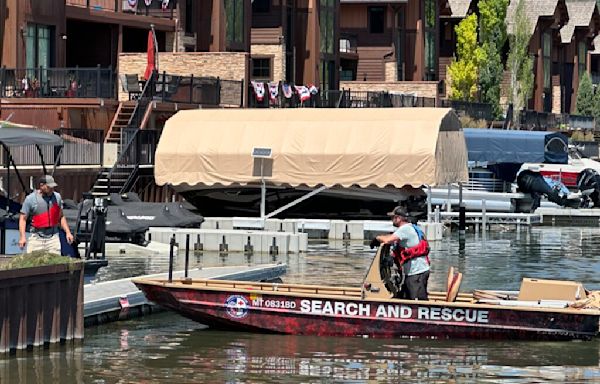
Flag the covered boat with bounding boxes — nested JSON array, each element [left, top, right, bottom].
[[133, 245, 600, 341], [154, 108, 468, 219]]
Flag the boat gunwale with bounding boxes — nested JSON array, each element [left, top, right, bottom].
[[132, 277, 600, 316]]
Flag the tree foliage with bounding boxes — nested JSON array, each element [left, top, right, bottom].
[[575, 72, 594, 116], [478, 0, 509, 118], [448, 14, 484, 101], [507, 0, 534, 128]]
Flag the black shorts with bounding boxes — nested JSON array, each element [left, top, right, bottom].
[[399, 270, 429, 300]]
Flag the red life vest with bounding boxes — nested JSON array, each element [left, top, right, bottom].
[[391, 224, 431, 266], [30, 195, 61, 229]]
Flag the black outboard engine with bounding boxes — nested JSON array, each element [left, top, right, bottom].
[[517, 170, 580, 212], [75, 193, 108, 259], [577, 168, 600, 208]]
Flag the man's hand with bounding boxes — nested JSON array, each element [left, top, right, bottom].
[[18, 236, 26, 249], [369, 237, 381, 249], [66, 232, 74, 244]]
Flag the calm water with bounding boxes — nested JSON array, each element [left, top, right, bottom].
[[3, 227, 600, 383]]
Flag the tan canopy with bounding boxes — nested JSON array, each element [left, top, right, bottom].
[[154, 108, 468, 188]]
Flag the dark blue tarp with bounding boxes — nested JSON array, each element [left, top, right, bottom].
[[463, 128, 568, 164]]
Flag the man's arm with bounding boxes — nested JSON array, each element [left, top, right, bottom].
[[376, 233, 400, 245], [60, 215, 74, 244], [18, 213, 27, 249]]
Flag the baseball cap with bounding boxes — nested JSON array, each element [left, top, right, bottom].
[[39, 175, 58, 188], [387, 206, 408, 218]]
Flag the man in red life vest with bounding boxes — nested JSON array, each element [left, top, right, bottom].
[[370, 206, 430, 300], [18, 175, 74, 254]]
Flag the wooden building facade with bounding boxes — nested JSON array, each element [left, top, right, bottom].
[[339, 0, 443, 83]]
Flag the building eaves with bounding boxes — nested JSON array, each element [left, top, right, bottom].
[[560, 0, 597, 43], [506, 0, 562, 35]]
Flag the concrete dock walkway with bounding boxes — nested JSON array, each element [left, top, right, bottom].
[[84, 263, 287, 326]]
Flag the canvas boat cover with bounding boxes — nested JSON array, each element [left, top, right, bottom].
[[155, 108, 468, 188], [0, 127, 63, 147], [463, 128, 568, 165]]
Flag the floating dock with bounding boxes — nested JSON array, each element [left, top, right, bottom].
[[536, 207, 600, 226], [84, 263, 287, 326]]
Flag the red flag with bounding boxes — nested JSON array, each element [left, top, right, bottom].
[[143, 30, 155, 80]]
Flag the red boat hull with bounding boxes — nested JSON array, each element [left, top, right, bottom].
[[136, 283, 600, 341]]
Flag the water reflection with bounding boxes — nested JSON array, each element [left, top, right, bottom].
[[7, 227, 600, 383]]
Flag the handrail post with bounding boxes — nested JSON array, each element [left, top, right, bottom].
[[96, 64, 101, 98], [216, 76, 221, 106], [168, 234, 175, 282], [184, 234, 190, 278], [189, 74, 193, 103]]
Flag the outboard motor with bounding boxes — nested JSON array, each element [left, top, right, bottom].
[[75, 193, 108, 259], [577, 168, 600, 208], [517, 170, 579, 212]]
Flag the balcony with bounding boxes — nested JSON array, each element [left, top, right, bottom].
[[0, 67, 116, 99], [66, 0, 176, 19], [340, 34, 358, 55]]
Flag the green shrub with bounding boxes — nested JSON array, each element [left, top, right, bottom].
[[0, 250, 79, 271]]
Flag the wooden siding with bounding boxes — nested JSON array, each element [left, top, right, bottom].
[[439, 56, 452, 82], [355, 46, 391, 81], [251, 27, 283, 44]]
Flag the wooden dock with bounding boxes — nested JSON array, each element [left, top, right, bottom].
[[84, 263, 287, 326]]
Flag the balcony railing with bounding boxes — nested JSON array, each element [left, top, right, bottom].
[[0, 128, 104, 167], [340, 34, 358, 54], [248, 86, 436, 108], [519, 110, 596, 131], [0, 67, 116, 99], [66, 0, 176, 18], [439, 100, 494, 122], [124, 72, 244, 107]]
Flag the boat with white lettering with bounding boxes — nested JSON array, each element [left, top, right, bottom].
[[133, 245, 600, 341]]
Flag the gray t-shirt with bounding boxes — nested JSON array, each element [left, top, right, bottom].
[[20, 191, 63, 236], [392, 223, 430, 276]]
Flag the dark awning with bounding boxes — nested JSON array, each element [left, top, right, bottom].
[[463, 128, 568, 164], [0, 127, 63, 147]]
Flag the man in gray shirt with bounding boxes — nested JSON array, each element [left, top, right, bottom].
[[18, 175, 74, 254], [373, 206, 430, 300]]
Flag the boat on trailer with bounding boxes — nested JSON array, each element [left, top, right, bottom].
[[133, 245, 600, 341]]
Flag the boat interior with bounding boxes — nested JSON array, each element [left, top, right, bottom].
[[136, 245, 600, 313]]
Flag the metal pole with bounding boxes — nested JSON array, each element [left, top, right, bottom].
[[184, 234, 190, 278], [168, 234, 175, 282], [446, 184, 451, 213], [482, 199, 487, 234], [426, 185, 432, 223], [458, 182, 465, 235], [260, 158, 266, 218]]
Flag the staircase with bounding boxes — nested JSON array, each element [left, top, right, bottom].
[[90, 73, 157, 197], [90, 165, 137, 197], [105, 101, 136, 144]]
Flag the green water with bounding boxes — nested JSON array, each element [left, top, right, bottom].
[[3, 227, 600, 383]]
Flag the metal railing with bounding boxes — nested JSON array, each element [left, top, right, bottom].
[[0, 66, 116, 99], [126, 71, 243, 108], [340, 34, 358, 54], [248, 87, 436, 109], [107, 129, 159, 193], [0, 129, 104, 167], [519, 110, 595, 131], [66, 0, 176, 18], [440, 100, 494, 121]]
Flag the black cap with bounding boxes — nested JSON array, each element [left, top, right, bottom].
[[387, 206, 408, 218]]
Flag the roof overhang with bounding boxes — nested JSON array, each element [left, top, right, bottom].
[[154, 108, 469, 189]]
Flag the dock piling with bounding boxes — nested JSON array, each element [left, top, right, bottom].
[[168, 235, 175, 282], [184, 234, 190, 278]]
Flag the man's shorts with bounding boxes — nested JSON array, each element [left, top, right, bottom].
[[400, 270, 430, 300]]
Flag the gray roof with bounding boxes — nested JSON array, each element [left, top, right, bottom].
[[560, 0, 597, 43], [447, 0, 473, 17], [591, 34, 600, 53], [506, 0, 564, 35]]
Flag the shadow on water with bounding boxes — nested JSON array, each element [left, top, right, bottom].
[[5, 227, 600, 383]]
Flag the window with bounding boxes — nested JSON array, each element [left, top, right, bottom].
[[25, 23, 53, 69], [424, 0, 437, 80], [225, 0, 244, 47], [542, 32, 552, 91], [320, 0, 335, 55], [252, 0, 270, 13], [185, 0, 194, 34], [251, 57, 272, 80], [368, 6, 385, 34], [578, 41, 587, 79]]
